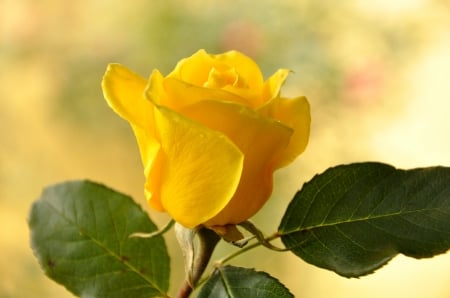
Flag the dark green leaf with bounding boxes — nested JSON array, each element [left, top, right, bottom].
[[279, 162, 450, 277], [197, 265, 293, 298], [29, 180, 170, 297]]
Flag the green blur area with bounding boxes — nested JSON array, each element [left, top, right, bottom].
[[1, 0, 450, 297]]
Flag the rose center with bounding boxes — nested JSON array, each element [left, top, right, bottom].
[[203, 67, 248, 89]]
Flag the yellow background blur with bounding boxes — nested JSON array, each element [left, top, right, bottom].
[[1, 0, 450, 297]]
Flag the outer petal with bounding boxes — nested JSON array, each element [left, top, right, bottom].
[[143, 69, 168, 107], [259, 96, 311, 169], [262, 69, 290, 103], [149, 77, 252, 109], [181, 100, 293, 226], [137, 127, 164, 212], [152, 105, 244, 228], [102, 64, 163, 210], [102, 63, 153, 130]]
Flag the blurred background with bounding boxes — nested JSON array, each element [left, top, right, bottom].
[[1, 0, 450, 297]]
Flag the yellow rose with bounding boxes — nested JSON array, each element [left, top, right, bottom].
[[102, 49, 310, 229]]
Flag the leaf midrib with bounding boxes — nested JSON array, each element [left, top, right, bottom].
[[218, 267, 236, 298], [280, 206, 450, 235]]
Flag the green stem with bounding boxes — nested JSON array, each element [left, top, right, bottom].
[[238, 221, 288, 251], [190, 228, 220, 286], [175, 280, 193, 298], [194, 232, 281, 288], [216, 232, 280, 266]]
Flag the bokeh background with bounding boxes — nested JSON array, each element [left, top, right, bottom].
[[1, 0, 450, 297]]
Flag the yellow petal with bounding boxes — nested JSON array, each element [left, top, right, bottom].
[[149, 77, 252, 108], [211, 50, 264, 91], [168, 50, 264, 89], [259, 96, 311, 168], [145, 69, 168, 105], [262, 69, 290, 102], [181, 100, 293, 226], [102, 63, 153, 130], [132, 125, 164, 211], [152, 105, 244, 228], [102, 64, 164, 210], [168, 49, 214, 84]]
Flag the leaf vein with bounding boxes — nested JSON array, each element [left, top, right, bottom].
[[41, 196, 166, 295]]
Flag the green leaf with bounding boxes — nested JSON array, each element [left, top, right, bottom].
[[28, 180, 170, 297], [197, 265, 293, 298], [279, 162, 450, 277]]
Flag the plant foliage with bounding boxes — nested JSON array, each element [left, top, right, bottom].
[[29, 181, 170, 297], [279, 162, 450, 277]]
